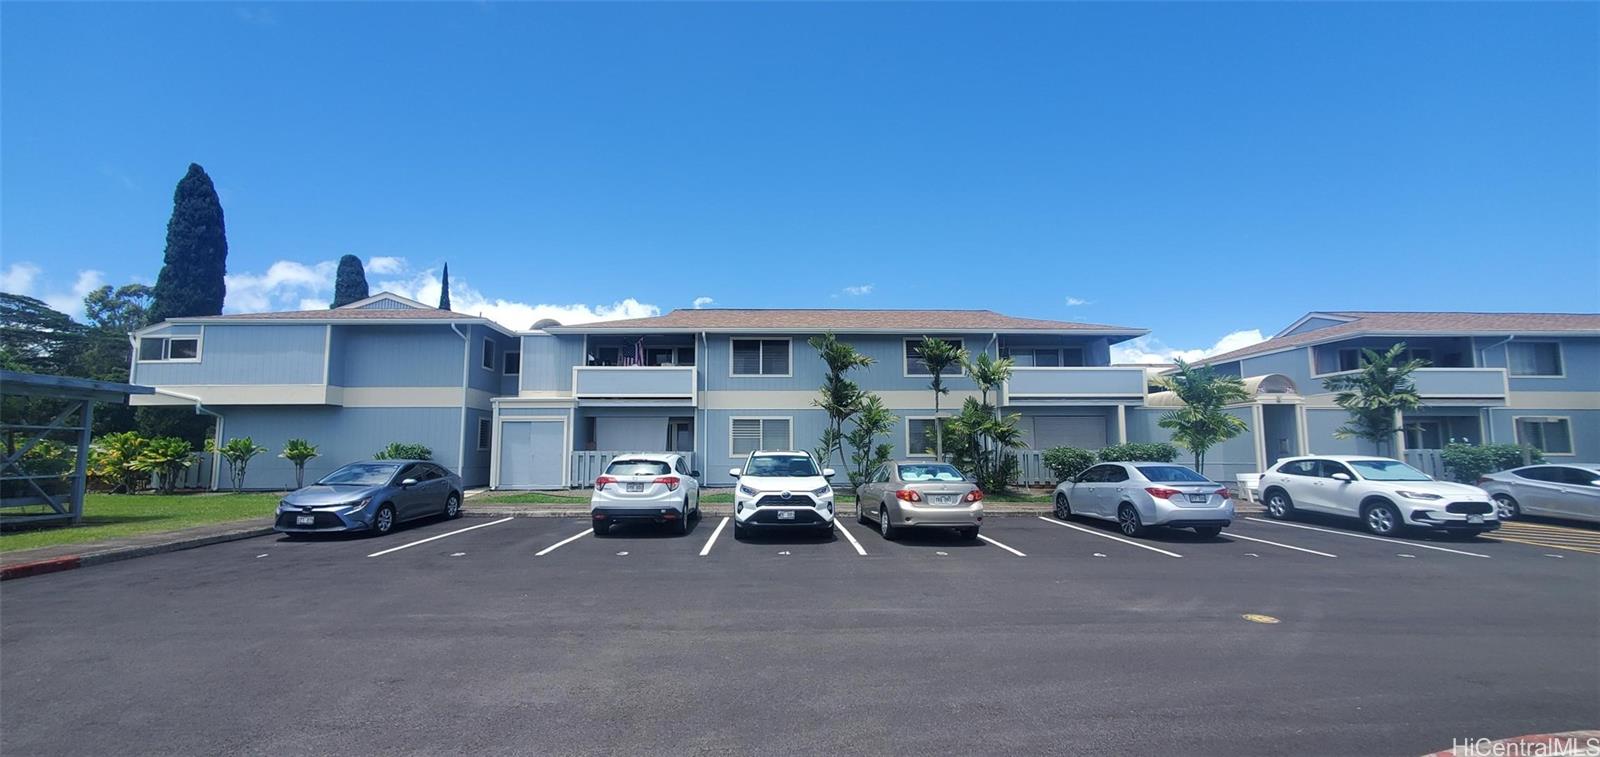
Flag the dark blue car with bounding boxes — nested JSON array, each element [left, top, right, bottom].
[[274, 460, 463, 537]]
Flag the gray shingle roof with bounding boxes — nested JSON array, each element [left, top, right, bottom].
[[547, 309, 1145, 334], [1202, 311, 1600, 365]]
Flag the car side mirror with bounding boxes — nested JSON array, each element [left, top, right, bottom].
[[1330, 472, 1351, 482], [400, 478, 419, 487], [823, 468, 836, 478], [690, 470, 702, 479], [728, 468, 742, 478]]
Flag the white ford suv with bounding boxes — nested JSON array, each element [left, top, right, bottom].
[[1258, 455, 1499, 537], [730, 450, 836, 539]]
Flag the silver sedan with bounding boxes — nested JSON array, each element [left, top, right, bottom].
[[1052, 461, 1232, 537], [855, 461, 984, 540], [1477, 464, 1600, 524]]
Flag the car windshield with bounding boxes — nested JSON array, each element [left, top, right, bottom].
[[1136, 465, 1210, 483], [745, 455, 819, 477], [606, 460, 671, 476], [898, 464, 965, 482], [316, 463, 401, 486], [1348, 460, 1432, 481]]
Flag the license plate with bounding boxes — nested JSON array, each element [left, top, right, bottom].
[[1467, 515, 1484, 524], [931, 495, 957, 505], [1188, 494, 1209, 503], [777, 510, 795, 520], [295, 515, 315, 526], [626, 483, 645, 492]]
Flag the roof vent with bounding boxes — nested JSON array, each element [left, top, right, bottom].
[[531, 318, 562, 330]]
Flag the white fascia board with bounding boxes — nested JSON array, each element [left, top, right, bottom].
[[537, 326, 1150, 337], [137, 317, 519, 338], [1191, 329, 1599, 368]]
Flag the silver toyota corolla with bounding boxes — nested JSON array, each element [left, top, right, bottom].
[[1477, 464, 1600, 524], [855, 460, 983, 540], [1052, 461, 1232, 537]]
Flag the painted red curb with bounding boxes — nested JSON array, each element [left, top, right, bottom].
[[0, 555, 82, 581]]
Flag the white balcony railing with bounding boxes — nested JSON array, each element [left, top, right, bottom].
[[571, 366, 697, 402], [1000, 367, 1147, 404]]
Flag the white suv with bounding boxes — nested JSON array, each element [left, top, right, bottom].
[[1258, 455, 1499, 537], [730, 450, 836, 539]]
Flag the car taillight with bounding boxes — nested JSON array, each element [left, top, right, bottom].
[[1214, 488, 1229, 499], [895, 489, 922, 502], [653, 476, 681, 492], [1475, 476, 1491, 485], [595, 475, 618, 490], [964, 489, 985, 503], [1145, 487, 1182, 499]]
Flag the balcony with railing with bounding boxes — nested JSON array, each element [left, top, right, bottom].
[[1000, 367, 1148, 405], [1318, 367, 1507, 404], [572, 366, 697, 404]]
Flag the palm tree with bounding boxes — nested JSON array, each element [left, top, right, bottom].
[[963, 351, 1016, 409], [808, 333, 873, 473], [280, 438, 320, 489], [916, 337, 967, 461], [1321, 343, 1427, 456], [1155, 360, 1251, 474]]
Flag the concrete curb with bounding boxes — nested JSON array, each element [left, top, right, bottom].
[[0, 524, 275, 582]]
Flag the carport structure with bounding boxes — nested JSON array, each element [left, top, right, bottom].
[[1, 371, 152, 525]]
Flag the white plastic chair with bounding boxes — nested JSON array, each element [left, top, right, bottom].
[[1236, 474, 1262, 502]]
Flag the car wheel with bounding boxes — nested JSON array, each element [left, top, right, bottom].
[[857, 497, 871, 525], [1264, 489, 1294, 520], [1053, 493, 1071, 519], [1193, 526, 1222, 538], [373, 504, 396, 536], [733, 519, 747, 540], [1492, 494, 1520, 520], [676, 500, 692, 535], [1364, 501, 1402, 536], [592, 521, 609, 538], [959, 526, 980, 540], [879, 506, 897, 541], [819, 523, 834, 539], [444, 492, 462, 519], [1117, 504, 1145, 537]]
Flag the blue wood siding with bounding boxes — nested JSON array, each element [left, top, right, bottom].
[[214, 405, 465, 489], [335, 325, 465, 387], [1476, 336, 1599, 393], [519, 334, 585, 393], [702, 334, 987, 393], [135, 324, 325, 385]]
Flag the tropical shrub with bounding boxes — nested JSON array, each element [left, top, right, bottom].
[[915, 337, 967, 460], [208, 436, 268, 493], [1439, 443, 1545, 484], [1097, 442, 1179, 463], [374, 442, 432, 461], [89, 431, 151, 492], [280, 438, 320, 489], [1042, 447, 1096, 482], [1322, 344, 1427, 456], [843, 394, 896, 488], [132, 436, 194, 493], [3, 439, 74, 499], [1156, 360, 1251, 475], [808, 333, 872, 473], [944, 397, 1023, 493]]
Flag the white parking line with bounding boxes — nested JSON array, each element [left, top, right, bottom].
[[700, 517, 729, 556], [1037, 517, 1183, 558], [977, 534, 1026, 557], [1225, 531, 1337, 558], [535, 527, 595, 556], [1244, 518, 1490, 558], [834, 520, 868, 556], [366, 517, 514, 558]]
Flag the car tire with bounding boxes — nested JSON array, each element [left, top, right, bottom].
[[676, 501, 692, 535], [1492, 494, 1520, 520], [1117, 503, 1145, 537], [733, 519, 748, 540], [372, 504, 397, 537], [592, 521, 609, 538], [959, 526, 980, 540], [857, 497, 871, 526], [1363, 501, 1402, 536], [1264, 489, 1294, 520], [1193, 526, 1222, 538], [878, 506, 898, 541], [1053, 493, 1072, 520], [444, 492, 462, 519], [819, 523, 834, 540]]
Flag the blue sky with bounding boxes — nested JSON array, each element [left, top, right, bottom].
[[2, 2, 1595, 361]]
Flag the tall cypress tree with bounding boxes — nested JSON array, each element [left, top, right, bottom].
[[438, 263, 452, 310], [331, 255, 370, 308], [149, 163, 228, 324]]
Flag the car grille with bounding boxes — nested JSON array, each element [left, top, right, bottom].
[[748, 508, 826, 525], [753, 494, 817, 508], [1445, 502, 1492, 515], [275, 511, 344, 529]]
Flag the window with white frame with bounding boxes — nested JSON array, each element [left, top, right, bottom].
[[1515, 417, 1573, 455], [1507, 342, 1562, 376], [905, 338, 965, 376], [477, 418, 493, 450], [731, 339, 789, 376], [137, 336, 200, 361], [481, 338, 496, 370], [504, 352, 520, 375], [731, 417, 791, 456], [906, 418, 939, 457]]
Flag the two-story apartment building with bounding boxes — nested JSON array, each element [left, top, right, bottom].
[[1131, 311, 1600, 483], [495, 308, 1150, 488], [128, 293, 520, 489]]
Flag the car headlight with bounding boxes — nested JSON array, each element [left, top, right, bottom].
[[738, 484, 757, 497], [811, 485, 832, 497], [341, 497, 373, 513], [1396, 490, 1442, 501]]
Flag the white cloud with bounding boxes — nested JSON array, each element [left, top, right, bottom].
[[374, 267, 658, 329], [692, 296, 714, 309], [841, 284, 874, 296], [1, 262, 42, 296], [224, 260, 338, 313], [1064, 296, 1091, 306], [1111, 328, 1267, 365], [366, 256, 406, 275]]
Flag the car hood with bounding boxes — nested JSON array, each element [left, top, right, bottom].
[[1378, 480, 1487, 499], [739, 476, 830, 493], [282, 484, 383, 507]]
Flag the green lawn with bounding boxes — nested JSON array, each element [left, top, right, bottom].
[[0, 492, 283, 553]]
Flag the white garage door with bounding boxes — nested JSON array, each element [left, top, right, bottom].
[[1029, 416, 1107, 450], [498, 420, 566, 489]]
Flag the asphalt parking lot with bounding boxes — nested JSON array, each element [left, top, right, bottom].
[[3, 512, 1597, 756]]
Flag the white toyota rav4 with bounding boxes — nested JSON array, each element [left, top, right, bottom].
[[1258, 455, 1499, 537], [730, 450, 836, 539]]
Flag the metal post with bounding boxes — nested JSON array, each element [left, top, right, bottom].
[[71, 399, 93, 525]]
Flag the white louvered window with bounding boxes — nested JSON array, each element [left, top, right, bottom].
[[731, 339, 789, 376], [732, 418, 791, 456]]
